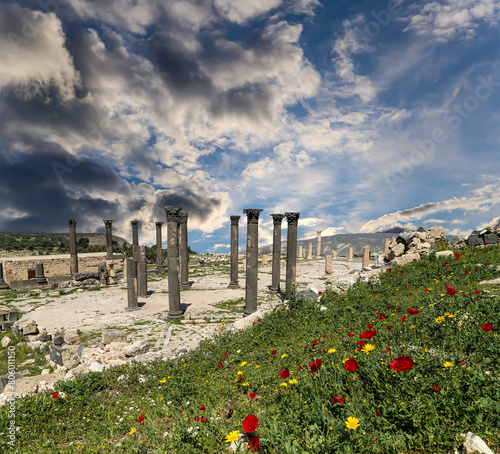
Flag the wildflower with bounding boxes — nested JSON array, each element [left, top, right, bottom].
[[281, 353, 288, 359], [225, 430, 240, 443], [390, 355, 415, 372], [159, 378, 167, 383], [137, 415, 144, 423], [240, 361, 247, 367], [280, 368, 290, 379], [445, 285, 458, 296], [361, 344, 375, 354], [309, 359, 322, 374], [401, 316, 407, 322], [433, 384, 440, 392], [218, 361, 223, 368], [482, 323, 493, 332], [248, 435, 260, 452], [52, 392, 59, 399], [242, 414, 259, 433], [280, 383, 288, 387], [345, 417, 360, 430], [328, 348, 336, 354], [444, 362, 453, 368], [343, 358, 359, 372], [199, 406, 206, 411], [129, 428, 137, 435], [406, 308, 419, 315], [444, 312, 455, 318], [237, 371, 243, 375], [409, 325, 416, 329], [435, 316, 445, 324], [271, 350, 277, 355], [330, 396, 345, 404], [359, 329, 377, 340], [249, 393, 256, 399], [289, 379, 298, 384], [387, 326, 392, 330]]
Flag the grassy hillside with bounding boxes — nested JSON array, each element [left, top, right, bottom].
[[0, 245, 499, 453]]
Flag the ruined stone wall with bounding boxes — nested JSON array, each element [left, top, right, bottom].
[[1, 253, 124, 285]]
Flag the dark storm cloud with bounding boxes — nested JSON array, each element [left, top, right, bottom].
[[153, 189, 222, 222]]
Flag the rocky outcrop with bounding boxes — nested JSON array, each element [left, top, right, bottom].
[[463, 225, 500, 247]]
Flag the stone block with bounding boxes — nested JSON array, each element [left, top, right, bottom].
[[0, 321, 15, 332], [436, 250, 454, 257], [74, 272, 100, 281], [49, 344, 83, 369], [52, 332, 65, 345], [427, 225, 446, 240], [385, 243, 405, 261], [15, 319, 38, 335], [483, 233, 499, 244], [397, 229, 416, 246], [64, 333, 81, 345], [392, 253, 421, 266], [468, 234, 481, 246], [1, 336, 12, 347], [122, 340, 150, 357], [102, 329, 127, 345], [82, 278, 99, 286]]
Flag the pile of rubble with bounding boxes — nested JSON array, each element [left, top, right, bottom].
[[459, 225, 500, 247], [51, 263, 116, 291]]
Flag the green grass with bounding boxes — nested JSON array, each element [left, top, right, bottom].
[[1, 245, 499, 453], [213, 297, 246, 314], [0, 332, 51, 376]]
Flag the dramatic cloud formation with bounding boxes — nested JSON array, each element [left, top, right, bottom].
[[0, 0, 498, 250]]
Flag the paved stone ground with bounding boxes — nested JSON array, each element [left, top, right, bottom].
[[2, 255, 371, 358]]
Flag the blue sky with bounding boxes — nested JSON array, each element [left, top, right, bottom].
[[0, 0, 499, 252]]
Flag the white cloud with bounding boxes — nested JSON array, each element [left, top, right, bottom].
[[0, 4, 81, 100], [214, 0, 282, 24]]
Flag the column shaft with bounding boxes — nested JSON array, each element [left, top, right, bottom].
[[104, 220, 114, 260], [155, 222, 165, 271], [131, 220, 140, 261], [68, 220, 78, 274], [179, 213, 190, 289], [244, 209, 262, 316], [228, 216, 240, 288], [165, 206, 183, 319], [270, 214, 284, 292], [285, 212, 300, 299], [125, 258, 139, 311]]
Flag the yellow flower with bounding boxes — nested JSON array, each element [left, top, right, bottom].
[[281, 353, 288, 359], [240, 361, 247, 367], [225, 430, 240, 443], [445, 312, 455, 318], [444, 362, 453, 368], [328, 348, 336, 354], [129, 428, 137, 435], [159, 378, 166, 383], [237, 371, 243, 375], [409, 325, 416, 329], [242, 382, 249, 386], [435, 316, 445, 324], [289, 379, 298, 384], [255, 365, 260, 368], [345, 417, 360, 430], [361, 344, 375, 354], [424, 348, 429, 353], [280, 382, 288, 387]]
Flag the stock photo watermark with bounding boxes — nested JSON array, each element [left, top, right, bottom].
[[385, 73, 499, 190], [4, 345, 18, 449]]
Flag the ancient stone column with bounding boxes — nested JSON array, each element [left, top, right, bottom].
[[316, 231, 322, 257], [131, 220, 140, 261], [0, 263, 9, 290], [228, 216, 240, 289], [242, 257, 246, 270], [270, 214, 285, 293], [285, 212, 300, 299], [325, 256, 332, 274], [178, 212, 190, 289], [243, 209, 263, 316], [332, 251, 337, 259], [103, 220, 114, 260], [391, 236, 396, 244], [68, 220, 78, 275], [384, 238, 390, 254], [362, 245, 370, 271], [35, 262, 47, 284], [298, 245, 303, 259], [348, 247, 354, 261], [138, 245, 148, 297], [262, 254, 269, 265], [125, 258, 139, 311], [155, 222, 165, 271], [165, 206, 183, 319], [307, 242, 313, 259]]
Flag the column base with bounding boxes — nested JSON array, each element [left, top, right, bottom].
[[180, 282, 191, 289], [124, 306, 141, 311], [166, 311, 184, 320], [269, 287, 280, 293], [227, 282, 239, 289], [243, 308, 257, 317]]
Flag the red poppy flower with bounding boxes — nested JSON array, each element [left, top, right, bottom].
[[367, 323, 374, 329], [298, 365, 303, 369], [199, 406, 206, 410], [330, 396, 345, 404], [446, 286, 458, 296], [179, 410, 182, 413], [52, 392, 59, 399], [313, 341, 319, 345], [201, 417, 206, 422], [376, 410, 382, 417], [482, 323, 493, 332], [400, 270, 404, 274], [252, 322, 256, 325], [218, 361, 223, 368], [280, 368, 290, 379], [322, 334, 327, 338], [249, 393, 256, 399], [387, 326, 392, 330], [401, 316, 407, 322], [318, 292, 323, 296], [168, 414, 173, 418], [442, 262, 448, 266], [386, 268, 391, 273], [465, 271, 469, 275], [433, 384, 440, 392], [237, 376, 243, 382], [248, 435, 260, 452], [474, 290, 480, 294], [348, 333, 354, 337], [406, 308, 419, 315], [223, 351, 227, 355], [395, 308, 400, 311], [242, 414, 259, 433], [390, 355, 415, 372], [474, 270, 478, 273], [386, 346, 391, 352], [194, 416, 200, 421], [344, 358, 358, 372], [378, 314, 386, 320], [359, 329, 377, 339], [271, 350, 277, 355], [357, 340, 367, 347], [257, 319, 262, 322], [137, 414, 145, 423], [309, 359, 322, 374]]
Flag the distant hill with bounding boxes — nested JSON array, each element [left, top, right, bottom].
[[260, 233, 395, 256]]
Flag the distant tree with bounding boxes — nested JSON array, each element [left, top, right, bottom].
[[77, 237, 89, 253]]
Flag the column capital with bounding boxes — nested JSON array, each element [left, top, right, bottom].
[[285, 212, 300, 225], [317, 230, 322, 235], [103, 220, 114, 227], [230, 215, 241, 225], [178, 212, 189, 224], [68, 220, 77, 228], [131, 220, 140, 227], [243, 209, 263, 224], [155, 221, 164, 228], [165, 206, 182, 222], [270, 213, 285, 224]]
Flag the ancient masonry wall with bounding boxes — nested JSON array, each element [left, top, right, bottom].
[[1, 253, 125, 286]]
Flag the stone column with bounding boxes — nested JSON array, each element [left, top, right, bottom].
[[228, 216, 240, 288], [138, 245, 148, 297], [243, 209, 263, 316], [242, 257, 246, 271], [125, 258, 139, 311], [332, 251, 337, 259], [35, 262, 47, 284], [155, 222, 165, 271], [262, 254, 269, 265], [307, 242, 313, 259], [391, 236, 396, 244], [298, 245, 303, 259], [316, 231, 322, 257], [103, 220, 114, 260], [270, 214, 284, 293], [0, 263, 9, 290], [348, 247, 354, 261], [384, 238, 390, 254], [165, 206, 183, 319], [131, 220, 140, 261], [285, 212, 300, 299], [325, 256, 332, 274], [68, 220, 78, 275], [362, 245, 370, 271], [178, 212, 190, 289]]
